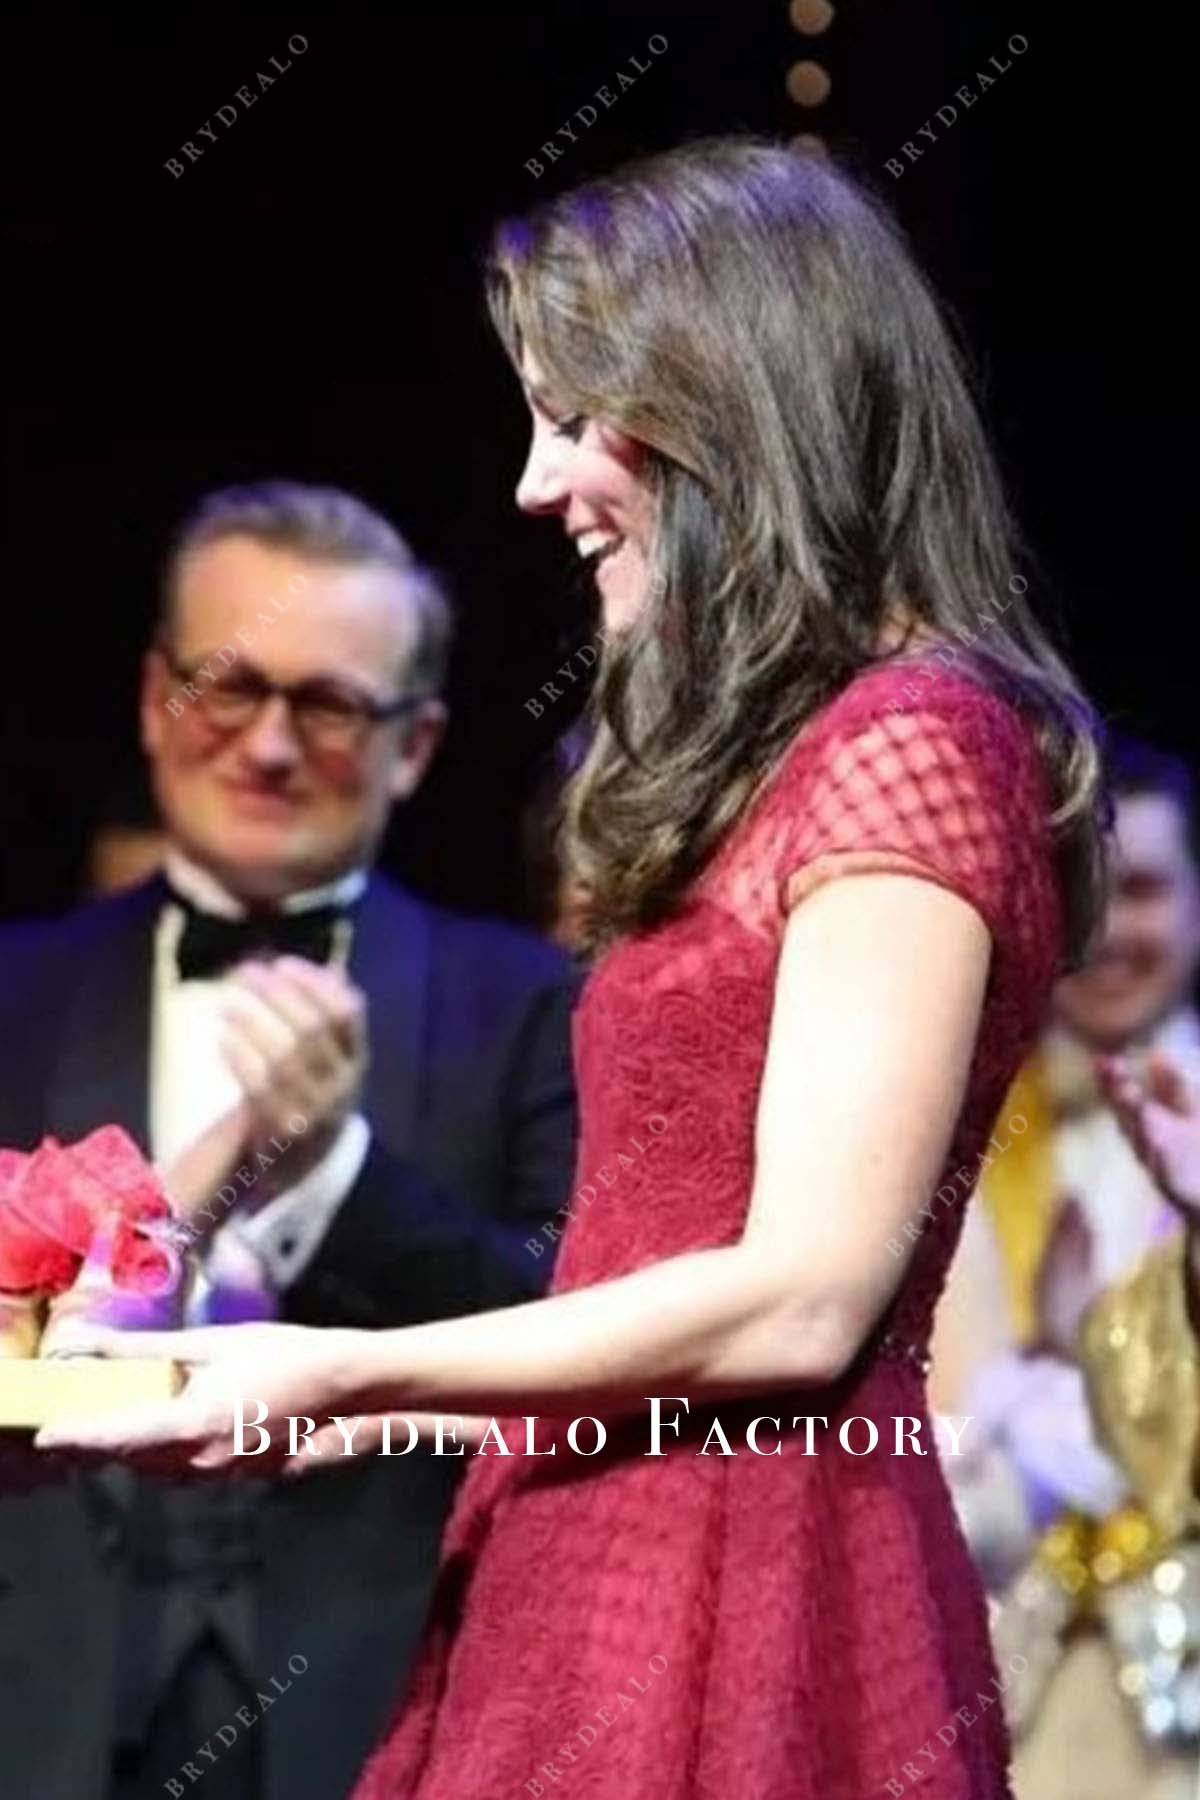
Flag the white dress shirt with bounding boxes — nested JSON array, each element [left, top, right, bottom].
[[152, 848, 372, 1323]]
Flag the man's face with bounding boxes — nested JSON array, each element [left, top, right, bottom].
[[1055, 790, 1200, 1051], [140, 534, 445, 902]]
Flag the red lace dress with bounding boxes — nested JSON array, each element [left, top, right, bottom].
[[352, 662, 1063, 1800]]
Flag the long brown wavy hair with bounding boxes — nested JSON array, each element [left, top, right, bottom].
[[487, 136, 1107, 962]]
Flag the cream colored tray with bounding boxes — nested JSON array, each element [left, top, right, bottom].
[[0, 1356, 184, 1429]]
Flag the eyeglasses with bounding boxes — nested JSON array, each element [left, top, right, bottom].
[[160, 648, 426, 754]]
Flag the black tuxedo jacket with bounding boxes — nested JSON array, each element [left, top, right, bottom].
[[0, 871, 579, 1800]]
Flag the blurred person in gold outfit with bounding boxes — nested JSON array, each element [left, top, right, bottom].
[[1087, 1044, 1200, 1530], [932, 739, 1200, 1800]]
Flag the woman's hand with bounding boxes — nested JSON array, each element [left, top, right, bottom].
[[280, 1410, 495, 1478], [32, 1321, 364, 1477]]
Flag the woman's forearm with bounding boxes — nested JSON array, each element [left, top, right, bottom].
[[334, 1241, 866, 1421], [322, 881, 981, 1428]]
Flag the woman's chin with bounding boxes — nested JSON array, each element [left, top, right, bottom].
[[596, 543, 649, 633]]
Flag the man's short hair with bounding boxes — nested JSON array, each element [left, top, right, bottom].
[[1109, 734, 1199, 872], [159, 479, 455, 696]]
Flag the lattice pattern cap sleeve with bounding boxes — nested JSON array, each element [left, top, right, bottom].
[[771, 669, 1052, 953]]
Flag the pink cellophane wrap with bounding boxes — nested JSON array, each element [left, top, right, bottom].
[[0, 1126, 175, 1298]]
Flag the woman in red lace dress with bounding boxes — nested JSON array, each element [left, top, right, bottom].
[[45, 139, 1108, 1798]]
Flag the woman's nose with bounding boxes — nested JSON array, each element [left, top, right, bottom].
[[515, 435, 568, 517]]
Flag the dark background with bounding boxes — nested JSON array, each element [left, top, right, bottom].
[[3, 4, 1187, 921]]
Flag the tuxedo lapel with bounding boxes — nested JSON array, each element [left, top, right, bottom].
[[349, 873, 430, 1156], [45, 877, 163, 1152]]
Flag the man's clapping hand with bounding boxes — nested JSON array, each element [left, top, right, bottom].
[[1097, 1050, 1200, 1222], [1097, 1048, 1200, 1323], [162, 956, 368, 1239], [221, 955, 367, 1159]]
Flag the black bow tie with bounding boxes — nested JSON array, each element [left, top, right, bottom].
[[171, 895, 350, 981]]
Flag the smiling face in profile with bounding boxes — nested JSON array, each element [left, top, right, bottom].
[[513, 352, 658, 634]]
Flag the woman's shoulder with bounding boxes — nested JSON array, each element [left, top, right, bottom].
[[813, 646, 1030, 740], [773, 646, 1044, 801], [744, 645, 1054, 883], [697, 643, 1063, 973], [731, 645, 1061, 962]]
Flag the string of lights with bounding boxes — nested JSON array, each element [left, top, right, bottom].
[[786, 0, 834, 153]]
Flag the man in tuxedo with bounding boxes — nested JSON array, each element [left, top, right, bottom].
[[0, 480, 578, 1800]]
